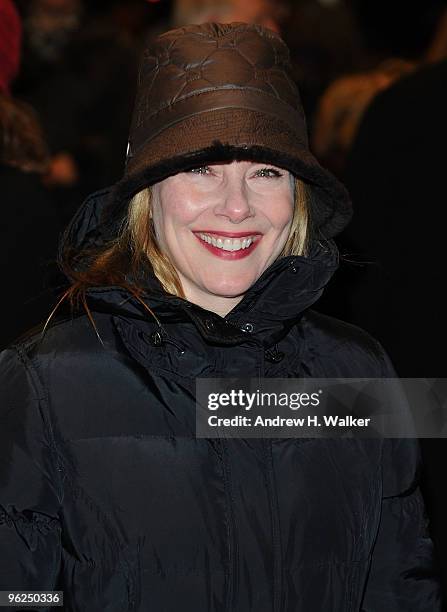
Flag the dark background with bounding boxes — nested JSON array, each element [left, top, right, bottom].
[[2, 0, 447, 605]]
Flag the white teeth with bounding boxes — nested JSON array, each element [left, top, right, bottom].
[[198, 233, 256, 252]]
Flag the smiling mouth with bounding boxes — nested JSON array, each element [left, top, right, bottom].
[[194, 231, 262, 252]]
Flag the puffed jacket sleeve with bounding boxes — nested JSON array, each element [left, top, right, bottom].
[[0, 345, 62, 592], [361, 343, 443, 610]]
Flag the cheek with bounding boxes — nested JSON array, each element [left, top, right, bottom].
[[266, 193, 294, 230], [165, 201, 195, 226], [154, 188, 202, 239]]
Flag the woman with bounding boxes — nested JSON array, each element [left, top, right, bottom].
[[0, 22, 441, 611]]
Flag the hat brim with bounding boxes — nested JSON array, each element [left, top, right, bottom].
[[109, 107, 352, 239]]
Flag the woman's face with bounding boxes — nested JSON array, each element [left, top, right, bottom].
[[151, 160, 295, 314]]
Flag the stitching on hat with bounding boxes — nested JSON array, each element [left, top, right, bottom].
[[234, 46, 256, 68], [158, 23, 281, 44], [137, 85, 300, 132], [138, 84, 297, 127], [137, 38, 295, 125]]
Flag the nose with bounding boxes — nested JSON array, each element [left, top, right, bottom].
[[213, 177, 254, 224]]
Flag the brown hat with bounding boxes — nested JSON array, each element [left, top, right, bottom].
[[110, 22, 352, 238]]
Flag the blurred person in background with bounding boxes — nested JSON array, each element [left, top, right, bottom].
[[312, 0, 447, 600], [312, 0, 447, 179], [341, 42, 447, 602], [13, 0, 143, 222], [281, 0, 368, 127], [312, 57, 415, 178], [23, 0, 83, 66], [172, 0, 289, 32], [0, 0, 62, 348], [17, 0, 84, 191]]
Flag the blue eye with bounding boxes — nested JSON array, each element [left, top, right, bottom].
[[254, 167, 283, 178], [189, 166, 210, 175]]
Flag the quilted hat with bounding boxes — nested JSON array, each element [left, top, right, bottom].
[[109, 22, 352, 238], [0, 0, 22, 94]]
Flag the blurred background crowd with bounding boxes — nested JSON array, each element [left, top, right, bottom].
[[1, 0, 447, 603]]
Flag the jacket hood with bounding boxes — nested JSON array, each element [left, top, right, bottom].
[[58, 187, 339, 349]]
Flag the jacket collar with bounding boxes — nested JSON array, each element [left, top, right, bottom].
[[60, 187, 339, 348]]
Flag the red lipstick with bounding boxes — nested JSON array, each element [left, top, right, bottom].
[[193, 230, 263, 237]]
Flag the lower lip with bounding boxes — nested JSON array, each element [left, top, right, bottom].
[[193, 234, 261, 259]]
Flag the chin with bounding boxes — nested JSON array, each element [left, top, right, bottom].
[[204, 276, 255, 298]]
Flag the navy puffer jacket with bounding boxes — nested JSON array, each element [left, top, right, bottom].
[[0, 187, 442, 611]]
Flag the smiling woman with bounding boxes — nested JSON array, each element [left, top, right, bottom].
[[145, 161, 296, 313], [59, 160, 309, 319], [79, 161, 307, 316], [0, 21, 442, 612]]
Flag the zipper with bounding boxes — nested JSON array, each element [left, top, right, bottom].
[[220, 439, 238, 611], [263, 438, 284, 612]]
